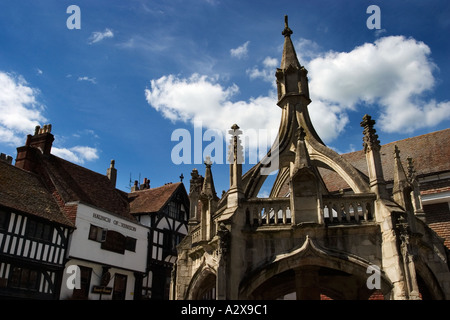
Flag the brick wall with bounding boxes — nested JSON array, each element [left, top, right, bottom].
[[424, 202, 450, 249], [64, 204, 78, 224], [420, 178, 450, 196]]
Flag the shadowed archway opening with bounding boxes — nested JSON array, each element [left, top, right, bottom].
[[248, 266, 386, 300], [190, 271, 217, 300]]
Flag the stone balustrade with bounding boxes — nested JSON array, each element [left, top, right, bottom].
[[322, 194, 376, 224], [242, 194, 376, 227], [191, 227, 202, 244], [243, 198, 292, 227], [189, 195, 376, 242]]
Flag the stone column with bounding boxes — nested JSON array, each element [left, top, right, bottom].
[[360, 114, 388, 200], [216, 223, 230, 300], [188, 169, 202, 231], [227, 124, 244, 208], [406, 157, 425, 220]]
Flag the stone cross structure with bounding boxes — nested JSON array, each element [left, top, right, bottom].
[[171, 16, 450, 300]]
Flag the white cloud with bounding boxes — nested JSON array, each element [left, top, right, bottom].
[[145, 73, 280, 153], [378, 99, 450, 132], [375, 29, 387, 38], [294, 38, 322, 63], [77, 76, 97, 84], [0, 71, 47, 146], [88, 28, 114, 44], [263, 57, 278, 69], [118, 34, 170, 52], [308, 100, 349, 143], [247, 57, 278, 84], [0, 71, 100, 165], [307, 35, 450, 133], [230, 41, 250, 59], [52, 146, 99, 164]]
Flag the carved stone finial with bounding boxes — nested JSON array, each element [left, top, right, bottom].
[[228, 124, 244, 164], [294, 126, 311, 170], [360, 114, 380, 152], [217, 222, 231, 256], [229, 124, 242, 137], [189, 168, 202, 195], [394, 145, 401, 159], [406, 156, 416, 181], [282, 15, 293, 37], [297, 126, 306, 141], [204, 155, 213, 167]]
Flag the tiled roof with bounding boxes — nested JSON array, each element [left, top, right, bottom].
[[38, 154, 135, 221], [129, 182, 182, 214], [320, 128, 450, 192], [0, 160, 74, 227]]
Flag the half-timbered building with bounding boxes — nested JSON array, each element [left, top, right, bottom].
[[0, 154, 74, 299], [1, 124, 192, 300], [12, 125, 149, 300], [129, 181, 189, 300]]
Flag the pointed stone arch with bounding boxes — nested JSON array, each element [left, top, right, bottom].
[[184, 260, 217, 300], [242, 131, 370, 198], [307, 139, 370, 193], [414, 256, 447, 300], [238, 236, 392, 299]]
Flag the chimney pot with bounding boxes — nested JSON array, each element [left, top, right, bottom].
[[140, 177, 150, 190], [15, 124, 55, 171], [0, 153, 13, 165], [131, 180, 139, 192], [29, 123, 54, 154], [106, 159, 117, 188]]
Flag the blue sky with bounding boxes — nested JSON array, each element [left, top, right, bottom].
[[0, 0, 449, 196]]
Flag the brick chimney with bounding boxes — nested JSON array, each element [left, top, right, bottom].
[[131, 180, 139, 192], [0, 153, 13, 165], [15, 124, 54, 172], [140, 178, 150, 190], [130, 177, 150, 192], [106, 159, 117, 187]]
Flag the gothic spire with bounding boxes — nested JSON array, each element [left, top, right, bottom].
[[201, 156, 217, 199], [393, 145, 409, 192], [392, 145, 411, 208], [280, 15, 301, 70], [276, 15, 309, 103]]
